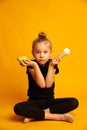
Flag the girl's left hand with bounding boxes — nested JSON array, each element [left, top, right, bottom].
[[50, 56, 61, 66]]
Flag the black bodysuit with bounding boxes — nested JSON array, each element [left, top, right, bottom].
[[27, 59, 59, 99]]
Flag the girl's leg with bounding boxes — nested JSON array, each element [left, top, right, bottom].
[[14, 101, 45, 123], [44, 108, 74, 123], [50, 97, 79, 114], [42, 97, 79, 123], [14, 102, 45, 120]]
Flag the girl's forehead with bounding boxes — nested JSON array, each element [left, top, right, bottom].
[[35, 41, 51, 48], [35, 45, 50, 51]]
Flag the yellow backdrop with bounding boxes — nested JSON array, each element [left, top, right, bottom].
[[0, 0, 87, 105]]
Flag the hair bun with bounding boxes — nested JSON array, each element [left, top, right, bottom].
[[38, 32, 46, 39]]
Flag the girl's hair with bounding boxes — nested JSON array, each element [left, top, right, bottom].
[[32, 32, 52, 50]]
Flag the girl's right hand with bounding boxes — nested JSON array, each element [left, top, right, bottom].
[[20, 59, 37, 67], [19, 60, 27, 67]]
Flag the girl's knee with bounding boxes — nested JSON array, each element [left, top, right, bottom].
[[13, 103, 22, 114], [72, 98, 79, 109]]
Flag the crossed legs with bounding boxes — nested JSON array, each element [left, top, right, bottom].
[[14, 97, 79, 123]]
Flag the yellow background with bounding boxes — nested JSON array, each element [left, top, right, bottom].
[[0, 0, 87, 130]]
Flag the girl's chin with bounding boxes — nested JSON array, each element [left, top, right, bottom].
[[36, 59, 49, 65], [38, 61, 47, 65], [39, 62, 46, 65]]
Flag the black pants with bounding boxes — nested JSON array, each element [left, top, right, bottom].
[[14, 97, 79, 120]]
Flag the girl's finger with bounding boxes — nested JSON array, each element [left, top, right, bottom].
[[20, 61, 26, 66]]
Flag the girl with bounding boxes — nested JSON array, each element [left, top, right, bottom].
[[14, 32, 79, 123]]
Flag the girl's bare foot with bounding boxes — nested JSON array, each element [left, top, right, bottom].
[[64, 113, 74, 123], [23, 118, 34, 123]]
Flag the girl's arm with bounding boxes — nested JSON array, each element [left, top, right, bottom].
[[45, 64, 56, 88], [23, 60, 46, 88], [20, 56, 60, 89], [45, 56, 61, 88]]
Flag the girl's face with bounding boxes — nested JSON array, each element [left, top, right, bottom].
[[32, 41, 52, 65]]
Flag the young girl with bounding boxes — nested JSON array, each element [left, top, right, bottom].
[[14, 32, 79, 123]]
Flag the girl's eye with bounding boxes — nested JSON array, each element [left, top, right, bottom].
[[36, 51, 40, 54], [44, 51, 48, 53]]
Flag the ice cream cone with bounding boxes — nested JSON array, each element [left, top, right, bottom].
[[58, 48, 70, 58]]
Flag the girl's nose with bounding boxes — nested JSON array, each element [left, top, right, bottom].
[[40, 53, 44, 57]]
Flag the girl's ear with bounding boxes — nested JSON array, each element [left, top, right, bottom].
[[49, 52, 52, 59], [32, 50, 34, 56], [50, 51, 52, 56], [32, 50, 36, 58]]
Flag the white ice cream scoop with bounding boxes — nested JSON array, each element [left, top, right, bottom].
[[64, 48, 70, 54]]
